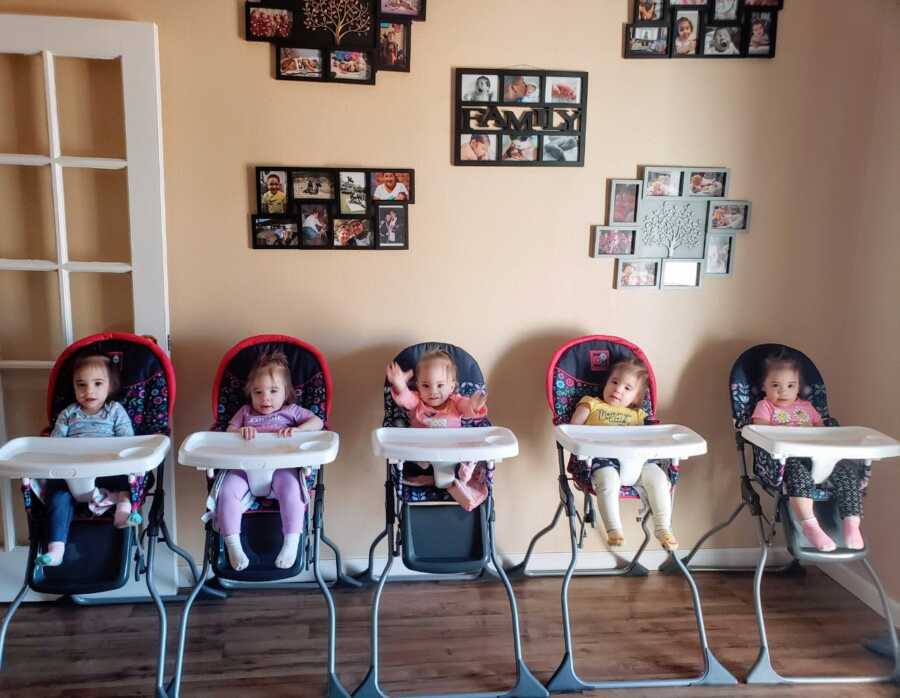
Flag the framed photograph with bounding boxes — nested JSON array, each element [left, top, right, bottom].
[[643, 167, 682, 197], [624, 25, 670, 58], [371, 170, 414, 203], [669, 0, 708, 5], [276, 47, 324, 81], [542, 135, 580, 163], [299, 204, 330, 248], [710, 0, 741, 22], [609, 179, 642, 224], [458, 133, 497, 162], [257, 168, 288, 214], [377, 21, 411, 71], [703, 25, 742, 56], [745, 10, 777, 57], [251, 215, 299, 249], [329, 50, 375, 84], [634, 0, 665, 22], [704, 234, 735, 276], [744, 0, 782, 8], [616, 259, 661, 289], [379, 0, 426, 22], [544, 75, 582, 104], [501, 134, 539, 162], [460, 73, 499, 102], [291, 170, 335, 201], [672, 9, 702, 57], [377, 205, 409, 249], [338, 171, 368, 214], [502, 74, 541, 104], [661, 259, 703, 288], [707, 200, 751, 231], [592, 226, 637, 257], [246, 4, 294, 42], [685, 168, 728, 197], [333, 218, 373, 248]]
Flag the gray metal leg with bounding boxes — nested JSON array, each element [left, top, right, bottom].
[[505, 501, 564, 578], [139, 530, 169, 697], [0, 580, 28, 671], [352, 524, 394, 698], [313, 522, 351, 697], [167, 536, 213, 698], [322, 532, 363, 589], [659, 501, 745, 574]]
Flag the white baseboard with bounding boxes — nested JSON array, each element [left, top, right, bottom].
[[820, 563, 900, 628]]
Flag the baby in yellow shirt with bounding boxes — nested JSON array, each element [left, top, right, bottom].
[[570, 358, 678, 551]]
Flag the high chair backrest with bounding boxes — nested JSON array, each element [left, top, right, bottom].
[[729, 343, 830, 429], [47, 332, 175, 436], [546, 335, 657, 425], [211, 334, 332, 431], [384, 341, 490, 427]]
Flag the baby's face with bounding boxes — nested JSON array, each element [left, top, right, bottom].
[[250, 374, 287, 414], [476, 77, 489, 92], [602, 367, 643, 408], [752, 23, 765, 38], [762, 368, 800, 407], [267, 177, 281, 194], [74, 365, 110, 415], [416, 360, 456, 408], [713, 28, 732, 51], [678, 21, 692, 39]]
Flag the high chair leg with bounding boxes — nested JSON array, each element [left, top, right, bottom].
[[312, 517, 351, 697], [505, 501, 564, 578], [141, 526, 168, 697], [0, 579, 28, 672]]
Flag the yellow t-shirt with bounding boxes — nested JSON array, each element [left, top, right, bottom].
[[577, 396, 646, 426], [261, 190, 287, 214]]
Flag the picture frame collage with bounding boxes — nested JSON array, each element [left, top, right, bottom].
[[624, 0, 782, 59], [245, 1, 426, 85], [454, 68, 588, 167], [591, 165, 752, 289], [252, 166, 414, 250]]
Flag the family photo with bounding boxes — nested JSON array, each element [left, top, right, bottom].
[[618, 260, 659, 288], [645, 168, 681, 196], [709, 202, 750, 230], [611, 181, 640, 224], [377, 205, 408, 248], [687, 170, 727, 196], [459, 133, 496, 161], [705, 235, 733, 274], [501, 135, 538, 161], [333, 218, 373, 248], [252, 217, 298, 249], [461, 73, 498, 101], [545, 75, 581, 103], [594, 227, 636, 256], [278, 47, 322, 79], [300, 204, 329, 247], [380, 0, 424, 20], [292, 171, 334, 200], [371, 171, 412, 201], [331, 51, 372, 81], [258, 169, 287, 214], [378, 21, 409, 70], [339, 171, 368, 214], [246, 6, 293, 41]]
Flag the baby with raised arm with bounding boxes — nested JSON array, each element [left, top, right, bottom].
[[386, 349, 487, 488], [220, 352, 323, 571], [43, 354, 135, 566], [570, 357, 678, 551], [751, 349, 865, 551]]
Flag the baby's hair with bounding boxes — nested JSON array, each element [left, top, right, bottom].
[[416, 348, 458, 384], [469, 134, 490, 145], [761, 348, 802, 383], [677, 16, 694, 31], [752, 18, 765, 30], [72, 354, 121, 398], [609, 357, 649, 407], [246, 350, 296, 403], [266, 173, 282, 183]]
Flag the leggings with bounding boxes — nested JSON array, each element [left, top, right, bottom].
[[591, 462, 671, 532], [784, 459, 863, 518], [44, 475, 130, 543], [216, 469, 305, 536]]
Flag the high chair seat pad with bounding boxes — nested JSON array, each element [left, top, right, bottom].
[[179, 431, 338, 471], [0, 435, 169, 479], [742, 426, 900, 484], [373, 426, 517, 463]]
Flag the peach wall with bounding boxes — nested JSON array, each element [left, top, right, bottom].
[[0, 1, 898, 599]]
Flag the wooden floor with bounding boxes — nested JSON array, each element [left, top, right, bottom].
[[0, 568, 895, 697]]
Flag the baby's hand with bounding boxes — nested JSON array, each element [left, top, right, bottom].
[[240, 426, 257, 440], [470, 390, 487, 412], [386, 361, 413, 390], [278, 427, 295, 438]]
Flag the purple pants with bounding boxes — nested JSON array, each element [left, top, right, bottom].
[[216, 469, 305, 536]]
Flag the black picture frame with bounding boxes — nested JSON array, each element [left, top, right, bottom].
[[668, 0, 710, 7], [370, 169, 415, 203], [743, 8, 778, 58], [700, 24, 742, 57], [633, 0, 668, 23], [743, 0, 782, 10], [255, 166, 290, 215], [706, 0, 743, 24], [376, 20, 411, 72], [328, 49, 376, 84], [624, 24, 671, 58], [250, 214, 300, 249], [671, 8, 704, 57], [378, 0, 426, 22], [376, 204, 409, 249], [275, 46, 326, 82], [290, 169, 336, 205], [245, 3, 295, 43]]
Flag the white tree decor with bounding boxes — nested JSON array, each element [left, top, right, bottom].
[[640, 202, 705, 256], [304, 0, 372, 45]]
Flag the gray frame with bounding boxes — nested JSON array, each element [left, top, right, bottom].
[[615, 257, 662, 289], [683, 167, 730, 197], [704, 233, 735, 277], [660, 258, 704, 288], [591, 225, 638, 257], [643, 166, 684, 197], [707, 199, 752, 232], [608, 178, 643, 224]]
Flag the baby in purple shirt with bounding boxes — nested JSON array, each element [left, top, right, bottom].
[[220, 351, 323, 571]]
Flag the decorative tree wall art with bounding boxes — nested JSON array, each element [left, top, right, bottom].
[[591, 165, 752, 289], [245, 1, 426, 85]]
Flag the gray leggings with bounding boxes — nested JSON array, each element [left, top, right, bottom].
[[783, 459, 863, 519]]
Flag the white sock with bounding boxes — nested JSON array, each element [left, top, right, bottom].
[[224, 534, 249, 571], [275, 533, 301, 569], [38, 541, 66, 567]]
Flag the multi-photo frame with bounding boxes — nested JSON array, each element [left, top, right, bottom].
[[454, 67, 588, 167], [624, 0, 783, 59], [252, 165, 414, 250]]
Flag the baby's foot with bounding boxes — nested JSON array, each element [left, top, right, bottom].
[[606, 529, 625, 547], [801, 518, 836, 552], [114, 495, 133, 529], [842, 516, 864, 550], [655, 529, 679, 551], [37, 541, 65, 567], [457, 462, 476, 484], [224, 534, 249, 571], [275, 533, 301, 569]]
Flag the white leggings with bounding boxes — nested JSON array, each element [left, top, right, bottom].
[[590, 462, 672, 533]]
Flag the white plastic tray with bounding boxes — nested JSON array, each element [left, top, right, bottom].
[[178, 431, 339, 471], [0, 435, 170, 479], [741, 425, 900, 483], [372, 427, 518, 464], [555, 424, 707, 486]]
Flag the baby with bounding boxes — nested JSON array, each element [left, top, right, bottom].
[[220, 351, 323, 570], [751, 349, 865, 551], [261, 173, 286, 214], [386, 349, 487, 488], [674, 17, 697, 55], [570, 358, 678, 551], [43, 354, 135, 566], [463, 75, 495, 101]]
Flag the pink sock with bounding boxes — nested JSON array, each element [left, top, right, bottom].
[[842, 516, 864, 550], [801, 518, 836, 552]]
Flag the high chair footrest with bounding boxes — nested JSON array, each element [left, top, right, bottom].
[[211, 512, 307, 582], [401, 502, 489, 574], [779, 498, 867, 563]]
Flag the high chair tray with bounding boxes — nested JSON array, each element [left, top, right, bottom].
[[372, 427, 518, 463], [178, 431, 339, 470], [0, 435, 170, 479], [554, 424, 707, 486], [741, 425, 900, 483]]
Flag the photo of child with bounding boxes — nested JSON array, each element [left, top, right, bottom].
[[713, 0, 740, 21], [259, 170, 287, 214], [645, 169, 680, 196], [687, 171, 726, 196], [542, 135, 579, 162], [627, 26, 669, 56], [333, 218, 372, 248], [611, 182, 640, 223], [748, 12, 773, 55], [459, 134, 496, 161], [619, 261, 659, 288], [278, 47, 322, 79], [705, 235, 732, 274], [704, 26, 741, 55], [330, 51, 371, 81], [292, 171, 334, 200], [636, 0, 664, 21], [501, 135, 538, 161], [371, 172, 412, 202], [595, 228, 636, 256], [339, 171, 368, 214], [380, 0, 422, 18], [253, 218, 298, 249], [300, 205, 329, 247], [545, 76, 582, 103], [503, 75, 540, 103], [378, 22, 408, 70], [377, 205, 408, 248], [461, 74, 498, 102], [709, 202, 749, 230], [673, 11, 699, 56]]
